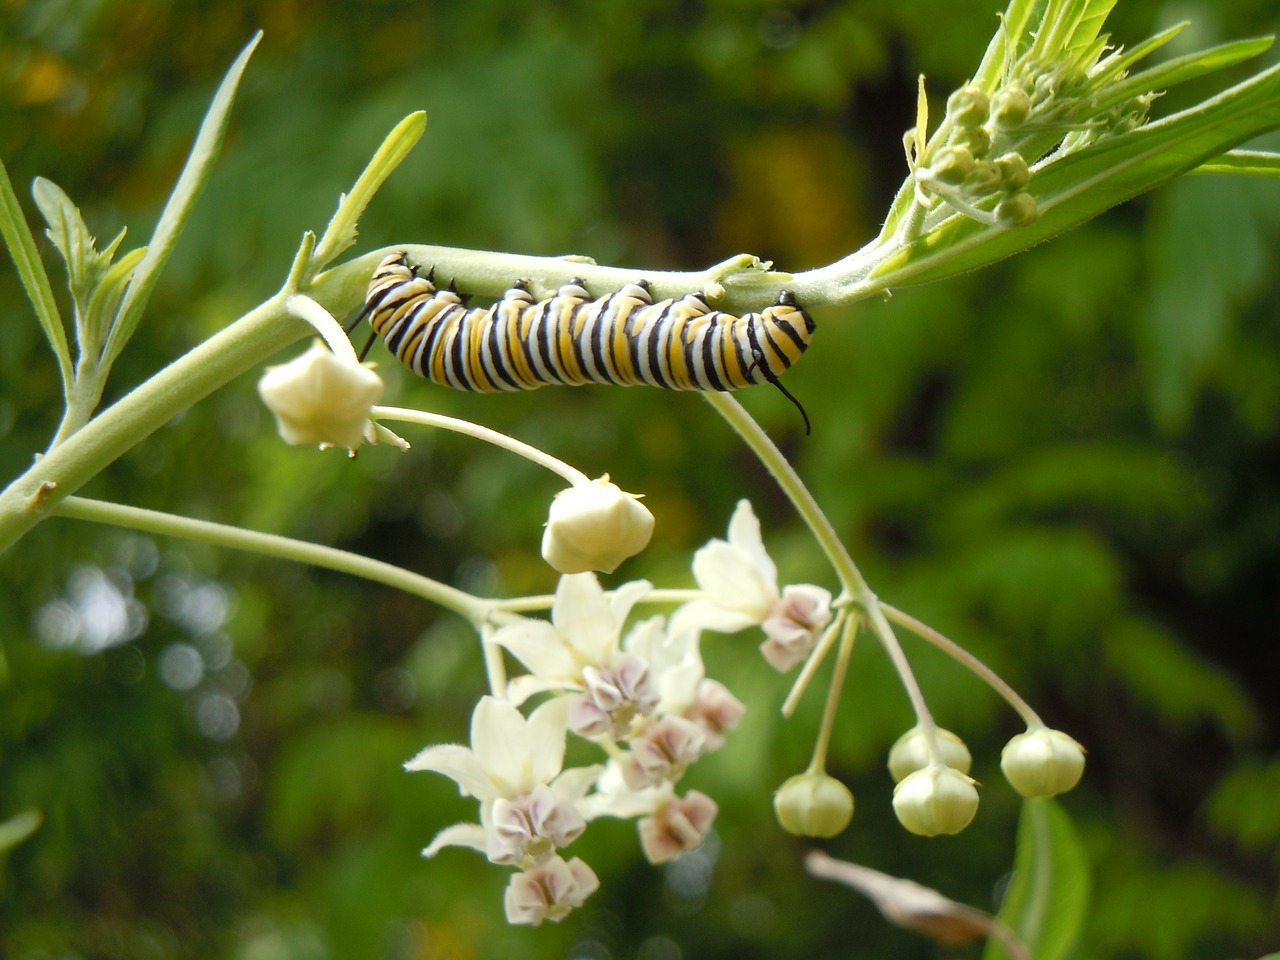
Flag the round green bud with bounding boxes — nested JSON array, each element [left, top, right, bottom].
[[995, 152, 1030, 191], [888, 725, 973, 783], [992, 86, 1032, 126], [947, 86, 991, 127], [956, 125, 991, 157], [928, 145, 974, 185], [774, 772, 855, 838], [892, 766, 979, 837], [996, 191, 1038, 227], [1001, 728, 1086, 798], [964, 161, 1003, 194]]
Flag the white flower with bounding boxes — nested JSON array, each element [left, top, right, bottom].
[[542, 476, 655, 574], [677, 500, 779, 633], [405, 696, 598, 864], [759, 583, 833, 672], [674, 502, 833, 671], [504, 855, 600, 925], [638, 790, 719, 864], [257, 340, 383, 452], [684, 678, 746, 753], [494, 573, 652, 711], [618, 715, 706, 790]]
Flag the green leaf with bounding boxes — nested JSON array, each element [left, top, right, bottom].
[[1193, 148, 1280, 176], [983, 799, 1089, 960], [869, 60, 1280, 290], [0, 158, 71, 393], [31, 177, 93, 297], [310, 111, 428, 277], [32, 177, 134, 354], [1094, 36, 1274, 115], [1088, 22, 1187, 89], [83, 246, 148, 353], [99, 31, 263, 372], [0, 808, 42, 855]]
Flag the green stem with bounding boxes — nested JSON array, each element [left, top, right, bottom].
[[373, 406, 590, 486], [0, 257, 374, 557], [53, 496, 490, 623], [782, 610, 847, 718], [491, 587, 701, 615], [881, 602, 1043, 727], [702, 392, 870, 599], [703, 392, 948, 762], [808, 615, 857, 773]]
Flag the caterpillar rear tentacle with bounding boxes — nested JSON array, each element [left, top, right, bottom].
[[359, 251, 816, 431]]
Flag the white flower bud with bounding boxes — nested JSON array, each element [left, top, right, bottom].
[[1000, 728, 1085, 798], [887, 725, 972, 783], [892, 766, 979, 837], [541, 476, 655, 574], [257, 341, 383, 452], [774, 772, 855, 838]]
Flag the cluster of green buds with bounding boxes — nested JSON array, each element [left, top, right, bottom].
[[913, 84, 1039, 229], [909, 14, 1166, 235]]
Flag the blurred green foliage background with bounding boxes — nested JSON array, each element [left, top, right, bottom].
[[2, 0, 1279, 957]]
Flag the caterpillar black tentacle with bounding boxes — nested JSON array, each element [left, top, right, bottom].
[[360, 252, 816, 412]]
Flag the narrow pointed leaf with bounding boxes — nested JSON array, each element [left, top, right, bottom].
[[311, 111, 428, 274], [1094, 36, 1274, 114], [982, 799, 1089, 960], [31, 177, 93, 295], [1090, 23, 1188, 87], [0, 158, 70, 390], [101, 31, 262, 371]]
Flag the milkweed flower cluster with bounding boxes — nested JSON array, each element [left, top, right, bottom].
[[406, 500, 834, 925]]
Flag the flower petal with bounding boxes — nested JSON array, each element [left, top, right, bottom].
[[553, 573, 616, 661], [726, 500, 777, 586], [526, 696, 571, 786], [404, 743, 497, 799], [491, 619, 577, 680], [471, 696, 534, 795], [423, 821, 489, 858]]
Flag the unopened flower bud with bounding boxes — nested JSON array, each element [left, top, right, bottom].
[[888, 726, 972, 783], [947, 86, 990, 127], [956, 124, 991, 156], [257, 341, 383, 452], [774, 772, 855, 838], [1000, 728, 1085, 797], [892, 766, 979, 837], [541, 476, 655, 574], [992, 85, 1032, 126], [964, 160, 1002, 193], [926, 145, 974, 185], [996, 191, 1038, 227], [995, 152, 1030, 191]]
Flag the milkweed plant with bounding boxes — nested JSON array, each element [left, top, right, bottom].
[[2, 0, 1279, 952]]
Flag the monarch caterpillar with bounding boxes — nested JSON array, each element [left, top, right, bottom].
[[357, 252, 816, 425]]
